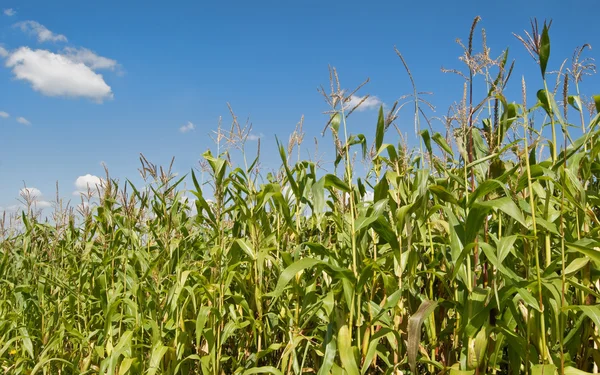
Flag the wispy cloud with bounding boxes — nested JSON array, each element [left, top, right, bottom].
[[247, 133, 263, 141], [179, 121, 195, 133], [0, 111, 9, 118], [14, 20, 67, 43], [4, 47, 114, 102], [0, 46, 8, 58], [63, 47, 120, 71], [16, 116, 30, 125], [344, 95, 383, 112], [3, 8, 16, 16], [0, 204, 20, 213], [36, 201, 52, 208]]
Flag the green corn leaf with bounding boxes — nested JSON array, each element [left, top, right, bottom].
[[432, 132, 454, 156], [565, 366, 596, 374], [579, 305, 600, 327], [317, 323, 337, 375], [531, 364, 557, 375], [330, 113, 341, 133], [537, 89, 551, 116], [421, 129, 432, 155], [118, 357, 135, 375], [235, 238, 256, 260], [18, 327, 34, 359], [518, 288, 541, 312], [499, 102, 518, 146], [30, 359, 76, 375], [593, 95, 600, 113], [375, 106, 385, 152], [568, 95, 583, 112], [203, 150, 227, 185], [375, 143, 398, 163], [242, 366, 284, 375], [429, 184, 458, 204], [322, 174, 351, 193], [276, 137, 300, 199], [408, 300, 438, 374], [540, 22, 550, 79], [564, 257, 589, 276], [478, 197, 526, 227], [267, 258, 323, 298], [337, 324, 360, 375], [449, 369, 475, 375], [173, 355, 202, 374], [566, 240, 600, 265], [147, 345, 168, 375]]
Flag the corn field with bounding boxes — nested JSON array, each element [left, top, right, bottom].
[[1, 18, 600, 374]]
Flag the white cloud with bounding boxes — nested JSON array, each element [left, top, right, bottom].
[[35, 200, 52, 208], [74, 174, 105, 195], [14, 20, 67, 43], [19, 187, 42, 199], [16, 116, 30, 125], [344, 95, 383, 112], [18, 187, 52, 208], [0, 204, 20, 213], [3, 8, 16, 16], [179, 121, 195, 133], [0, 46, 8, 58], [5, 47, 113, 102], [247, 133, 263, 141], [0, 111, 9, 118], [63, 47, 119, 71]]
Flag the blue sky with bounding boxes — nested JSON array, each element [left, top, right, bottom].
[[0, 0, 598, 213]]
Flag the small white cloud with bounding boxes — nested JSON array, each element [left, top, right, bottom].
[[14, 20, 67, 43], [0, 204, 20, 213], [35, 200, 52, 208], [0, 46, 8, 58], [3, 8, 16, 16], [18, 187, 52, 208], [0, 111, 9, 118], [63, 47, 119, 71], [16, 116, 30, 125], [19, 187, 42, 199], [247, 133, 263, 141], [344, 95, 383, 112], [74, 174, 105, 194], [5, 47, 113, 102], [179, 121, 195, 133]]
